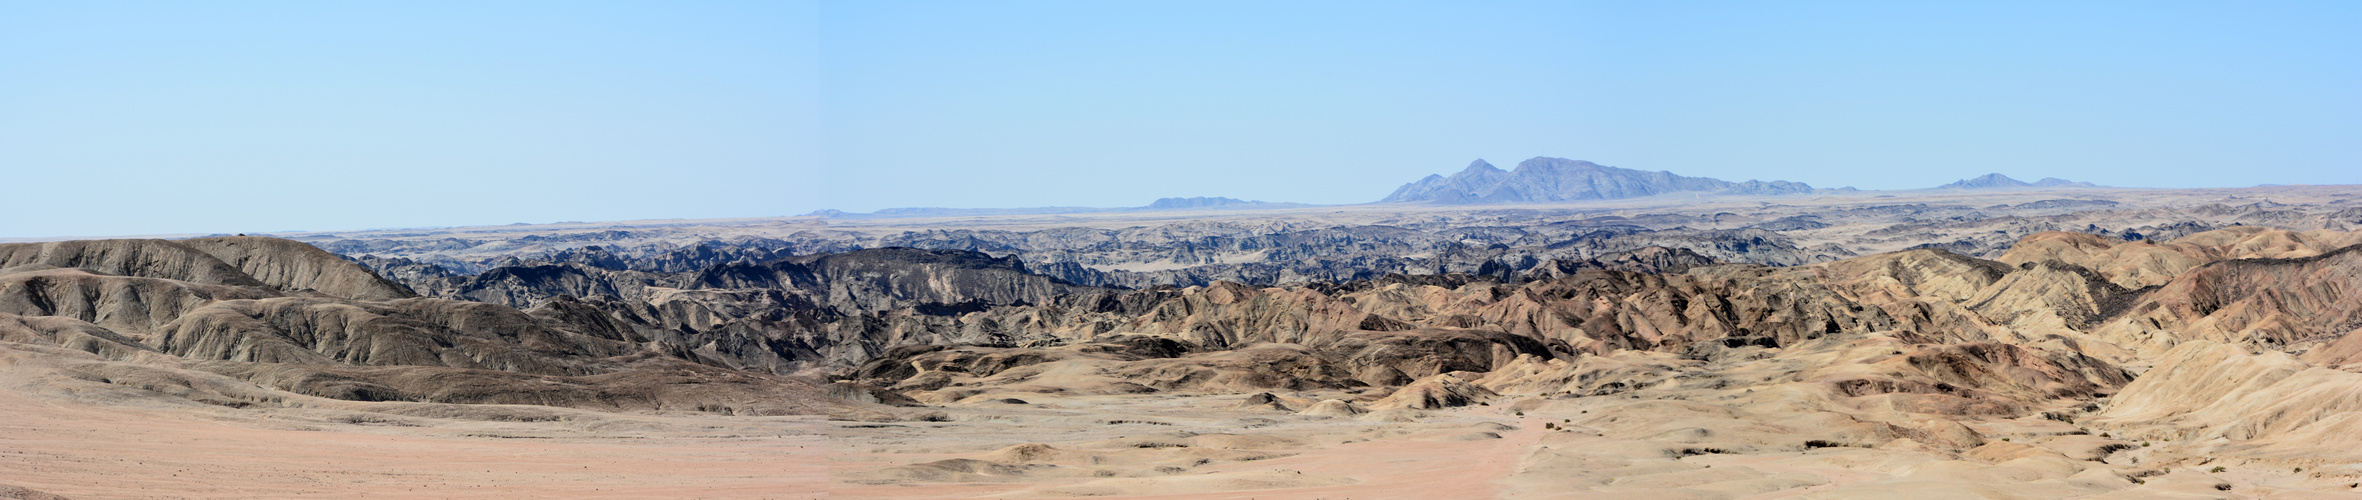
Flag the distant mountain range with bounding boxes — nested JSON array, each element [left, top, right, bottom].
[[804, 197, 1306, 220], [1377, 158, 2109, 205], [1936, 173, 2100, 190], [810, 158, 2109, 217], [1379, 157, 1825, 204], [1142, 197, 1308, 210]]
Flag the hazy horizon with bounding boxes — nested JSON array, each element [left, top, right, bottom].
[[6, 1, 2358, 237]]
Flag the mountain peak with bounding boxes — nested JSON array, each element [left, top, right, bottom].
[[1461, 159, 1503, 174]]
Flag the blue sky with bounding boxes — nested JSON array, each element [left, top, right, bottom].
[[4, 1, 2357, 237]]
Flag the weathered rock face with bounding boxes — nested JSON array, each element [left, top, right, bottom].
[[178, 236, 416, 300], [0, 239, 272, 289], [428, 233, 2148, 378], [150, 297, 636, 375], [0, 313, 157, 361], [1817, 342, 2130, 409], [425, 263, 672, 309], [2093, 242, 2362, 356], [1520, 246, 1720, 280], [1963, 259, 2130, 332], [367, 247, 1109, 374], [715, 247, 1094, 315], [405, 247, 1095, 315], [0, 268, 279, 334], [1998, 227, 2362, 289], [0, 236, 824, 415], [818, 240, 2159, 415]]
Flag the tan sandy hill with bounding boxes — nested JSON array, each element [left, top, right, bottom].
[[0, 237, 843, 498], [0, 237, 825, 416], [819, 226, 2362, 498]]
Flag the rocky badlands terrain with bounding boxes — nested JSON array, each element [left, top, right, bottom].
[[6, 167, 2362, 498]]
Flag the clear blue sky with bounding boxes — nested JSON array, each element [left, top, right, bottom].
[[4, 1, 2357, 237]]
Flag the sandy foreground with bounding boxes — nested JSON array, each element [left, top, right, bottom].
[[826, 387, 2362, 500], [0, 387, 827, 499], [9, 383, 2362, 499], [831, 393, 1550, 500]]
